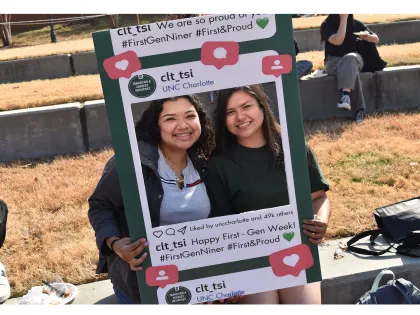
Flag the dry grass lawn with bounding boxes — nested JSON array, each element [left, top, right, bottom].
[[293, 14, 420, 30], [0, 75, 103, 111], [1, 42, 420, 112], [0, 149, 114, 298], [0, 39, 94, 61], [0, 112, 419, 297], [1, 14, 419, 61], [305, 112, 420, 238]]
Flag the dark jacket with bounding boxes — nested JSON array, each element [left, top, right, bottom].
[[294, 39, 299, 56], [88, 140, 208, 303], [356, 39, 387, 72]]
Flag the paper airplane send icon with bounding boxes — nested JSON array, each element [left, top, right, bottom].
[[177, 226, 187, 235]]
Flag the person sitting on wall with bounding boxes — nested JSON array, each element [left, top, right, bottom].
[[320, 14, 380, 124]]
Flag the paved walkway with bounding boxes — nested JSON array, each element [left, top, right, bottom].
[[3, 236, 420, 304]]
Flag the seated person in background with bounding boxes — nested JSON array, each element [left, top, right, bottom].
[[295, 39, 314, 79], [320, 14, 379, 123]]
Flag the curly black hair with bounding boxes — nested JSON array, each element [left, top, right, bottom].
[[134, 95, 215, 159]]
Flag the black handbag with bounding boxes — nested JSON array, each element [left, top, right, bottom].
[[347, 196, 420, 257], [0, 200, 8, 248], [357, 269, 420, 304], [356, 38, 387, 72]]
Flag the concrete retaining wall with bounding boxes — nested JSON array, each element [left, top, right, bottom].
[[0, 103, 85, 162], [322, 263, 420, 304], [295, 20, 420, 53], [376, 66, 420, 112], [319, 236, 420, 304], [1, 66, 419, 163], [299, 72, 377, 120], [0, 21, 419, 84], [84, 100, 113, 150], [0, 54, 72, 84], [72, 52, 99, 75], [5, 235, 419, 304]]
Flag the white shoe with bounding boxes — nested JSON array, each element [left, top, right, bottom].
[[300, 69, 328, 80], [0, 262, 11, 303], [337, 94, 351, 111]]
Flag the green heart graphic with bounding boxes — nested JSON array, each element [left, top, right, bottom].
[[256, 17, 269, 29], [283, 232, 295, 242]]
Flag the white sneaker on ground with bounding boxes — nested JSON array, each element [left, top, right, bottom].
[[0, 262, 11, 303], [337, 94, 351, 111]]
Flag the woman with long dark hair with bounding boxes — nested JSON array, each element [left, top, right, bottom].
[[88, 95, 215, 304], [206, 84, 331, 303], [320, 14, 379, 123]]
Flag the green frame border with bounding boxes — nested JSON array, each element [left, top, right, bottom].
[[92, 14, 321, 304]]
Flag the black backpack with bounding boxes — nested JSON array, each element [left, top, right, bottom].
[[356, 38, 387, 73], [0, 200, 8, 248], [357, 269, 420, 304], [347, 196, 420, 257]]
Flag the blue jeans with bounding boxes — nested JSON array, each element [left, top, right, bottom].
[[113, 288, 136, 304]]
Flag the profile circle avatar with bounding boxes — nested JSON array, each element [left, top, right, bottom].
[[165, 286, 192, 304], [128, 74, 156, 98]]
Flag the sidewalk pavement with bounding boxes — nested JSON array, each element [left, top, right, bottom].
[[3, 236, 420, 304]]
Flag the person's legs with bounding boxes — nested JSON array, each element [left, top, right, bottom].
[[352, 73, 366, 123], [277, 282, 321, 304], [241, 290, 280, 304], [113, 287, 136, 304], [336, 53, 365, 117], [324, 56, 340, 77], [325, 56, 352, 111], [0, 262, 11, 304], [336, 52, 364, 91], [296, 60, 313, 79]]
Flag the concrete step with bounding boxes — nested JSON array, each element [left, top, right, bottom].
[[1, 20, 419, 84], [319, 236, 420, 304], [1, 65, 420, 163], [4, 236, 419, 305]]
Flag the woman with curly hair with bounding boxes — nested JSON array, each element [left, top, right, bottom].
[[88, 95, 215, 304]]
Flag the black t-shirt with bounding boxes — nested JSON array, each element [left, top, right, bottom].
[[321, 19, 371, 59], [205, 143, 329, 216]]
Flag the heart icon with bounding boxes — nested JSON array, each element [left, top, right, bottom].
[[115, 59, 129, 71], [256, 17, 269, 29], [153, 230, 163, 238], [283, 232, 295, 242], [283, 254, 299, 267]]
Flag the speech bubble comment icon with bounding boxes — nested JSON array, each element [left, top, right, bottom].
[[269, 244, 314, 277], [146, 265, 179, 289], [103, 50, 142, 80], [165, 228, 175, 236], [213, 47, 227, 59], [201, 41, 239, 70], [262, 54, 292, 78]]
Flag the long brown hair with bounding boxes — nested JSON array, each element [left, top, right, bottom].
[[213, 85, 284, 162]]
